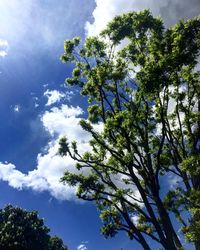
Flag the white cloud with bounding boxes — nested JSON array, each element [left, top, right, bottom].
[[0, 103, 140, 202], [13, 105, 20, 112], [42, 105, 85, 139], [0, 145, 77, 200], [86, 0, 200, 36], [33, 97, 39, 108], [0, 39, 8, 47], [0, 1, 93, 56], [0, 146, 73, 199], [44, 90, 65, 106], [44, 90, 74, 106], [10, 104, 21, 113], [77, 243, 88, 250], [0, 51, 7, 57], [0, 163, 25, 189], [0, 104, 100, 201], [0, 39, 8, 57]]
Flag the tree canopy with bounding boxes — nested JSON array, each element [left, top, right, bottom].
[[59, 10, 200, 250], [0, 205, 67, 250]]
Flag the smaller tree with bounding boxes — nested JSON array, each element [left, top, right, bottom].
[[49, 236, 68, 250], [0, 205, 68, 250]]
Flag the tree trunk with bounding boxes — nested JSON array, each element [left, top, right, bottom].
[[195, 242, 200, 250], [154, 194, 183, 250]]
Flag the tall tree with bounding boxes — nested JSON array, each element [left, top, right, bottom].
[[0, 205, 68, 250], [59, 10, 200, 250]]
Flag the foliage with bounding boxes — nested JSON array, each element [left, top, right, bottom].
[[48, 236, 68, 250], [0, 205, 67, 250], [60, 9, 200, 250]]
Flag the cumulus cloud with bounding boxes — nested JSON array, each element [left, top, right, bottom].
[[86, 0, 200, 36], [0, 145, 77, 200], [42, 104, 84, 139], [0, 102, 141, 202], [0, 104, 96, 200]]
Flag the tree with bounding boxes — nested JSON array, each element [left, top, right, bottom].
[[0, 205, 68, 250], [48, 236, 68, 250], [59, 10, 200, 250]]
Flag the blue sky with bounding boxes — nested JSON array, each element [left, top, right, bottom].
[[0, 1, 200, 250]]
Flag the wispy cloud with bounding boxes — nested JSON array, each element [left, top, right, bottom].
[[10, 104, 21, 113], [13, 105, 20, 112], [86, 0, 200, 36], [44, 89, 74, 106], [44, 90, 65, 106], [167, 172, 181, 189], [0, 39, 8, 57], [77, 243, 88, 250]]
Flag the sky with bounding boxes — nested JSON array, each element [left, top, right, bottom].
[[0, 0, 200, 250]]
